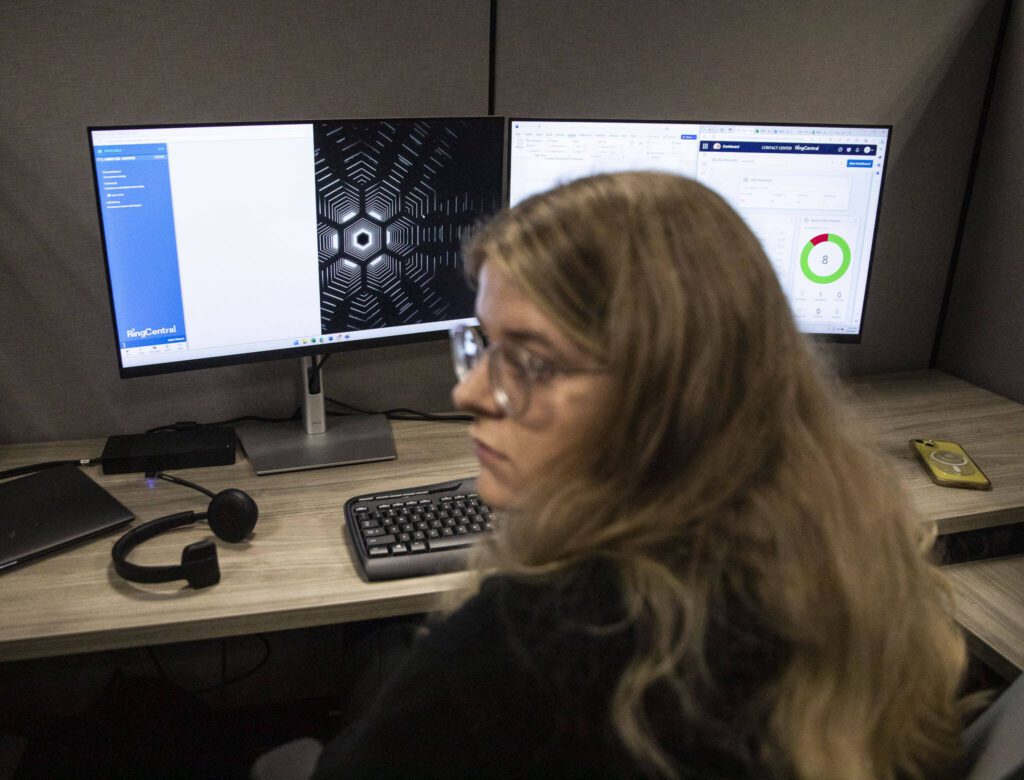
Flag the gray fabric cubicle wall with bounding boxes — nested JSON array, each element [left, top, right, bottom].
[[0, 0, 490, 443], [937, 2, 1024, 404], [494, 0, 1006, 377], [0, 0, 1007, 443]]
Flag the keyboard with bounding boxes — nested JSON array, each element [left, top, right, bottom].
[[344, 477, 494, 581]]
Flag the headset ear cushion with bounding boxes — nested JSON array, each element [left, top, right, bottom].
[[181, 539, 221, 589], [206, 489, 259, 543]]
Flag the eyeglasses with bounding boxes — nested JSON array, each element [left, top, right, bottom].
[[450, 323, 604, 418]]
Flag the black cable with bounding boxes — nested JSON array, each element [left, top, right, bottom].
[[0, 457, 103, 481], [145, 646, 169, 680], [386, 409, 475, 422], [142, 382, 470, 437], [237, 410, 303, 424], [146, 409, 301, 434], [143, 634, 272, 695], [145, 421, 205, 433], [151, 471, 216, 499], [325, 398, 379, 415], [193, 634, 272, 694], [325, 397, 473, 423], [308, 353, 331, 396]]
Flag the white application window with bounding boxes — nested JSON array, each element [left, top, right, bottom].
[[509, 120, 701, 206], [165, 126, 320, 353]]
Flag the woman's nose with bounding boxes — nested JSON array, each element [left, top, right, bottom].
[[452, 356, 502, 418]]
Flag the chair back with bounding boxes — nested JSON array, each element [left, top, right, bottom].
[[963, 672, 1024, 780]]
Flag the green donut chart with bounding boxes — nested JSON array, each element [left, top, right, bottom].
[[800, 233, 851, 284]]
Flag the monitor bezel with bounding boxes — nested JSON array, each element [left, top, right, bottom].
[[87, 116, 506, 379], [505, 117, 894, 344]]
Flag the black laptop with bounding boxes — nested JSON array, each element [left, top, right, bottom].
[[0, 464, 134, 572]]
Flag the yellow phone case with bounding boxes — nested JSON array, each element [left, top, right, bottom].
[[909, 439, 991, 490]]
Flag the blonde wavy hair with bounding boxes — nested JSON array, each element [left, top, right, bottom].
[[460, 172, 968, 779]]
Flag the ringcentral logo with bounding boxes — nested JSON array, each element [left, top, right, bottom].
[[126, 325, 177, 339]]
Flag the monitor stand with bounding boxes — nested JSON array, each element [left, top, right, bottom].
[[236, 357, 397, 475]]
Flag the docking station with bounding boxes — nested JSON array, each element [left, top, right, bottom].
[[101, 427, 237, 474]]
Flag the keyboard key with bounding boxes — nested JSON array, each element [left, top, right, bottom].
[[428, 535, 474, 552], [410, 541, 427, 553], [368, 546, 389, 557], [390, 543, 409, 555]]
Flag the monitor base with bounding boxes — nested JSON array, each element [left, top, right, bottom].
[[237, 414, 396, 475]]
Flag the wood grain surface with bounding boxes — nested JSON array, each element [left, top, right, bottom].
[[0, 420, 478, 661], [845, 370, 1024, 535]]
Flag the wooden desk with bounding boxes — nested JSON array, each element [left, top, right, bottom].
[[0, 420, 478, 662], [844, 370, 1024, 677], [1, 370, 1022, 674], [844, 370, 1024, 535], [945, 558, 1024, 679]]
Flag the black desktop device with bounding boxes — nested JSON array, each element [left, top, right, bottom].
[[101, 427, 236, 474]]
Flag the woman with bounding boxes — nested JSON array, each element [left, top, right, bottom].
[[313, 172, 968, 779]]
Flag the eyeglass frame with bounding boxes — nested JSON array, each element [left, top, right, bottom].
[[449, 323, 606, 419]]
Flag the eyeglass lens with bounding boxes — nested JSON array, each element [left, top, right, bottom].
[[451, 326, 528, 417]]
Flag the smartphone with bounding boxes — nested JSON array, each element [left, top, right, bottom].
[[909, 439, 991, 490]]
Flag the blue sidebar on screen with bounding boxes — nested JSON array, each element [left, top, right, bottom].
[[94, 143, 187, 350]]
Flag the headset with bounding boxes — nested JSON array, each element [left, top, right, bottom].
[[111, 472, 258, 589]]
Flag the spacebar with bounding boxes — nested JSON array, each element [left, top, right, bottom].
[[428, 534, 478, 552]]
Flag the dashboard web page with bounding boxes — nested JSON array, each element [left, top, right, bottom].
[[509, 120, 890, 336], [91, 120, 502, 372]]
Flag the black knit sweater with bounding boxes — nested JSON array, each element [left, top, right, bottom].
[[313, 559, 778, 779]]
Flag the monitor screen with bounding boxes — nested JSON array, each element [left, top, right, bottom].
[[508, 119, 891, 340], [89, 117, 505, 377]]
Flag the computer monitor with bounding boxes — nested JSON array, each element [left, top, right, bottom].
[[88, 117, 505, 473], [508, 119, 891, 341]]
